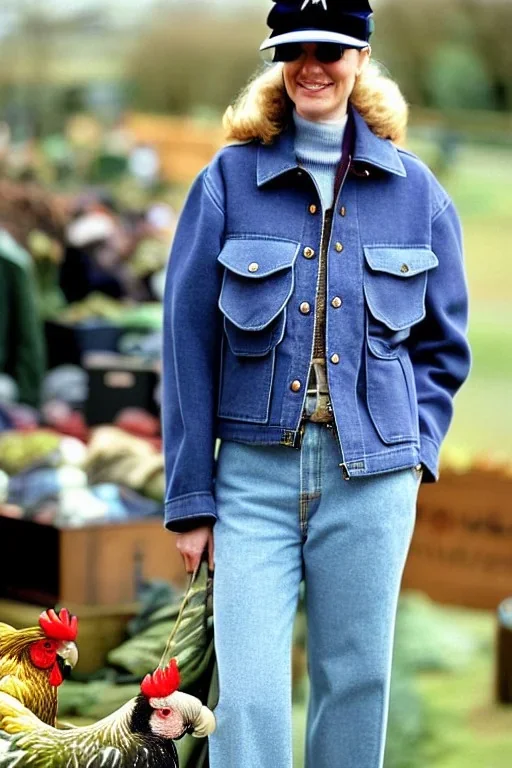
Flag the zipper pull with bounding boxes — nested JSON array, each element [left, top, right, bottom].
[[339, 463, 351, 481]]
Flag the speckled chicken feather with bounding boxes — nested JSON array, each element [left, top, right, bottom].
[[0, 696, 179, 768]]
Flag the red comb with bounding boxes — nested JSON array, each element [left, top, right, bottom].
[[39, 608, 78, 641], [141, 659, 180, 699]]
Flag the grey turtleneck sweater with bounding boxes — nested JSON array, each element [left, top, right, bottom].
[[293, 109, 347, 210]]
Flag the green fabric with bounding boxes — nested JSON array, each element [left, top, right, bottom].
[[0, 230, 46, 407]]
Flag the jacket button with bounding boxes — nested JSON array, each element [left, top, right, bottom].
[[330, 354, 340, 365], [334, 243, 344, 253], [400, 264, 410, 274], [331, 297, 343, 309], [415, 464, 423, 471], [303, 247, 315, 259], [309, 204, 317, 215], [290, 380, 302, 393], [248, 262, 259, 273], [340, 206, 346, 217], [299, 302, 311, 315]]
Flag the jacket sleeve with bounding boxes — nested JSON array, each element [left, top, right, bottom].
[[408, 198, 471, 482], [161, 167, 225, 532]]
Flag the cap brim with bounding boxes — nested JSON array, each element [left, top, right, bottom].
[[260, 29, 369, 51]]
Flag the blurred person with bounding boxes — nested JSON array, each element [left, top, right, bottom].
[[161, 1, 471, 766], [0, 180, 67, 407], [61, 199, 146, 303]]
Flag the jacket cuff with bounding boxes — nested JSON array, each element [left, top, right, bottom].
[[419, 435, 441, 483], [164, 491, 217, 533]]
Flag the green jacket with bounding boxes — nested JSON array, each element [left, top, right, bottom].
[[0, 229, 46, 407]]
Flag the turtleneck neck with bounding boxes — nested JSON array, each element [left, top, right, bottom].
[[293, 109, 347, 210]]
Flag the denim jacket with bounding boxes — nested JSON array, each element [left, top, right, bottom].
[[162, 108, 471, 532]]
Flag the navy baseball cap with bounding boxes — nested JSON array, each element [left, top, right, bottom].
[[260, 0, 374, 52]]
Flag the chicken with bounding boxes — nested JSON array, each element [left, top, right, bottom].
[[0, 609, 78, 726], [0, 658, 215, 767]]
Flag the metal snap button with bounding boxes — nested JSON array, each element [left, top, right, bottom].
[[303, 247, 315, 259], [334, 243, 344, 253], [400, 264, 410, 274], [330, 354, 340, 365], [248, 262, 259, 273], [299, 302, 311, 315], [331, 297, 343, 309], [309, 204, 317, 215], [291, 380, 302, 393]]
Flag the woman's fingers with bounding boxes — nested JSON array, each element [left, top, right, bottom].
[[175, 527, 213, 573]]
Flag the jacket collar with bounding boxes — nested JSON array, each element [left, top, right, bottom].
[[257, 105, 406, 187]]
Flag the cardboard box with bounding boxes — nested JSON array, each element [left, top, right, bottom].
[[0, 516, 187, 607], [402, 469, 512, 610]]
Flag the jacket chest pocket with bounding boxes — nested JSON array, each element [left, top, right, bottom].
[[363, 246, 438, 444], [217, 237, 299, 423]]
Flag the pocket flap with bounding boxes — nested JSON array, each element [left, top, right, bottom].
[[218, 237, 300, 278], [218, 237, 298, 331], [364, 247, 438, 277]]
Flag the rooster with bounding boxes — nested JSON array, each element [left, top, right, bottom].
[[0, 609, 78, 726], [0, 658, 215, 767]]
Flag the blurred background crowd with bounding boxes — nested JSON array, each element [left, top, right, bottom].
[[0, 1, 511, 766]]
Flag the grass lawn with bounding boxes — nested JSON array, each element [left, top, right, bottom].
[[416, 606, 512, 768], [292, 605, 512, 768]]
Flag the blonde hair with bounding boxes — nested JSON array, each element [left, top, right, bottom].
[[223, 60, 409, 146]]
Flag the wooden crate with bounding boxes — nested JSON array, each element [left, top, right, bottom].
[[0, 516, 187, 607], [403, 468, 512, 610]]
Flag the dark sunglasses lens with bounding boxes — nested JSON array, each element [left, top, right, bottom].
[[274, 43, 303, 63], [315, 43, 346, 63], [274, 42, 347, 64]]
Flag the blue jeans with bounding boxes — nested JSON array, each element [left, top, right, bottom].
[[209, 413, 421, 768]]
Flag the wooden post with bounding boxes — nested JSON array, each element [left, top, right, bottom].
[[496, 597, 512, 704]]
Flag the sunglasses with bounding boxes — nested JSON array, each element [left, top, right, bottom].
[[273, 42, 351, 64]]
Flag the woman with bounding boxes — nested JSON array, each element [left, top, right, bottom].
[[162, 1, 471, 766]]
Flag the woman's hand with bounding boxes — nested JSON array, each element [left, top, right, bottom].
[[175, 526, 215, 574]]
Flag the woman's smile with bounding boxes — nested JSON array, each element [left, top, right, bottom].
[[283, 44, 369, 122], [297, 80, 334, 94]]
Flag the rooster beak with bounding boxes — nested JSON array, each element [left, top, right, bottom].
[[57, 640, 79, 675]]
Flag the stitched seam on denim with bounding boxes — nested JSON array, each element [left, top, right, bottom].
[[299, 440, 306, 536], [165, 491, 213, 505], [431, 195, 451, 224], [363, 243, 431, 250], [421, 435, 440, 449], [203, 174, 225, 215], [348, 181, 367, 459], [225, 234, 300, 244], [299, 494, 309, 537], [358, 445, 420, 459], [166, 512, 216, 523]]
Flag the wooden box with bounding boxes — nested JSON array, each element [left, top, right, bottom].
[[0, 516, 187, 607], [402, 468, 512, 610]]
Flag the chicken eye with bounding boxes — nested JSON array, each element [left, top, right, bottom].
[[43, 641, 53, 650], [159, 708, 172, 718]]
